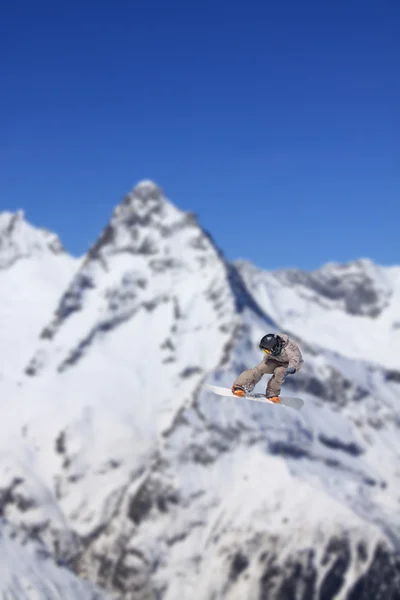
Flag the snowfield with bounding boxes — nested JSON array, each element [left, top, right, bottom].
[[0, 181, 399, 599]]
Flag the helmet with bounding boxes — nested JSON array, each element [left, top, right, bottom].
[[259, 333, 283, 357]]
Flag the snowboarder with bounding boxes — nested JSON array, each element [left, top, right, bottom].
[[231, 333, 303, 403]]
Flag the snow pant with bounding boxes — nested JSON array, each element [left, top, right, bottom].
[[233, 359, 288, 397]]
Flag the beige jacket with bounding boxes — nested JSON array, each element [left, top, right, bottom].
[[264, 334, 304, 371]]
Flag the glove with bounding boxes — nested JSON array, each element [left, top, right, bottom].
[[285, 367, 296, 376]]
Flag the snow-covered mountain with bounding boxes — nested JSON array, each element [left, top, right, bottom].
[[1, 181, 400, 599], [236, 258, 400, 370], [0, 211, 79, 380]]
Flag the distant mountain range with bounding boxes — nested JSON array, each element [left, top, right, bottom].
[[0, 181, 399, 599]]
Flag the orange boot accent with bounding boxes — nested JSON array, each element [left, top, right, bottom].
[[268, 396, 281, 403], [232, 386, 245, 397]]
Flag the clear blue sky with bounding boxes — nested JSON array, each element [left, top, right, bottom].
[[1, 0, 399, 269]]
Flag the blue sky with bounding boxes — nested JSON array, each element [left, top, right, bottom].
[[1, 0, 399, 269]]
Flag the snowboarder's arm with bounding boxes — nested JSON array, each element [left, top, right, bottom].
[[286, 341, 304, 372]]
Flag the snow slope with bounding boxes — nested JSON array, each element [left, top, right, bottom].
[[0, 181, 400, 599], [236, 258, 400, 370], [0, 211, 79, 380], [113, 309, 400, 599], [0, 519, 106, 599]]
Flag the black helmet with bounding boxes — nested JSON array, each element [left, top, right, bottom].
[[259, 333, 283, 357]]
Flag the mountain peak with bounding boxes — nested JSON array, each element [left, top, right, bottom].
[[25, 179, 273, 379], [119, 179, 164, 209], [131, 179, 163, 196], [111, 180, 170, 226], [86, 181, 191, 265], [0, 210, 65, 269]]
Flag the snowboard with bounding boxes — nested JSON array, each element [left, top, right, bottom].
[[207, 384, 304, 411]]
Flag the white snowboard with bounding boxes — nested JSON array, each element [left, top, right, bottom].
[[207, 384, 304, 411]]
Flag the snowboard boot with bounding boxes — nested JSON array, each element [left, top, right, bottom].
[[267, 395, 281, 403], [232, 385, 246, 397]]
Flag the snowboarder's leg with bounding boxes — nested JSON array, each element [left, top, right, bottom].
[[266, 365, 287, 401], [232, 361, 274, 396]]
